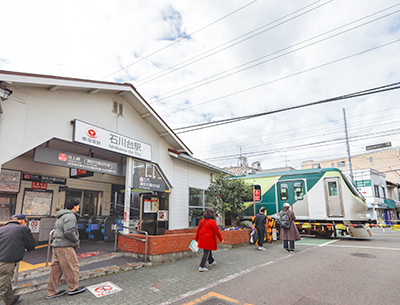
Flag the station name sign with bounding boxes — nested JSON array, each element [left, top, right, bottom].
[[73, 120, 152, 161], [133, 175, 166, 192], [366, 142, 391, 151], [34, 147, 124, 176]]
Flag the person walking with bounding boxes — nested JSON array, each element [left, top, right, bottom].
[[279, 202, 301, 253], [195, 209, 223, 272], [46, 199, 86, 299], [253, 207, 267, 251], [0, 214, 36, 305]]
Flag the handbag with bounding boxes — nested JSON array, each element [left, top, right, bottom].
[[250, 229, 257, 244], [189, 218, 209, 252], [189, 239, 199, 252]]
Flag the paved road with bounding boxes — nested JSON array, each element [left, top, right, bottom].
[[12, 228, 400, 305]]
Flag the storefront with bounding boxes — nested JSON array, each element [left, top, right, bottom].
[[0, 70, 225, 240]]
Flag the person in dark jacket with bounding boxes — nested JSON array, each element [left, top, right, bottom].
[[253, 207, 267, 251], [0, 214, 36, 305], [195, 209, 223, 272], [279, 203, 301, 253], [46, 199, 86, 299]]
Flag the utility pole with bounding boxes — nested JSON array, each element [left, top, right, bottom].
[[343, 108, 354, 183]]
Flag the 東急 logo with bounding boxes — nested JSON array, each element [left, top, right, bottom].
[[86, 128, 98, 139]]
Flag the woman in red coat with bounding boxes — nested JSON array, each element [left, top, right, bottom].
[[195, 209, 223, 272]]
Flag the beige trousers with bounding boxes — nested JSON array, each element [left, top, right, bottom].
[[46, 247, 79, 296], [0, 262, 16, 304]]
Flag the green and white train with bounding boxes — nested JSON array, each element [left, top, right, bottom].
[[240, 167, 371, 238]]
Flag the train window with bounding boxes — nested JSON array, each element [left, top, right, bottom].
[[294, 182, 304, 200], [328, 181, 338, 196], [280, 183, 289, 201]]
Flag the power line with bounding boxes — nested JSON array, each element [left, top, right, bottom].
[[135, 0, 329, 87], [163, 39, 400, 117], [148, 5, 400, 102], [100, 0, 258, 81], [174, 81, 400, 133]]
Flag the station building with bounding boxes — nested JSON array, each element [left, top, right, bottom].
[[0, 70, 225, 242]]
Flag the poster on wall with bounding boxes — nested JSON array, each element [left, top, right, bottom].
[[0, 207, 10, 221], [22, 189, 53, 216], [143, 199, 151, 213], [0, 169, 21, 193], [151, 197, 159, 212]]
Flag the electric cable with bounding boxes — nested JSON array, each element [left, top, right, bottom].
[[100, 0, 258, 81]]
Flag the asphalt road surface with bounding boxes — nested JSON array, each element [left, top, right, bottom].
[[167, 229, 400, 305]]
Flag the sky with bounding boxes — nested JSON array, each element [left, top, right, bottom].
[[1, 0, 400, 171]]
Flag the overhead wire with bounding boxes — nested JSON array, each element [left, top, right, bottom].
[[135, 0, 329, 87], [173, 81, 400, 133], [100, 0, 258, 81], [147, 4, 400, 102]]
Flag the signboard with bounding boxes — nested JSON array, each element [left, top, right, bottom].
[[0, 169, 21, 193], [34, 147, 124, 176], [69, 168, 94, 179], [73, 120, 152, 161], [87, 282, 122, 298], [366, 142, 391, 151], [157, 210, 168, 221], [28, 219, 40, 233], [22, 173, 66, 185], [253, 185, 261, 202], [354, 180, 372, 188], [133, 175, 166, 192]]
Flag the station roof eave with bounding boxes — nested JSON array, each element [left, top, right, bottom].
[[0, 70, 192, 156]]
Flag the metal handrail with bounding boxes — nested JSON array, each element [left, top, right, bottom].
[[114, 225, 148, 262], [46, 229, 54, 267]]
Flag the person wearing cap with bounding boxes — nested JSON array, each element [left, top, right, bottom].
[[0, 214, 36, 305], [46, 198, 86, 299], [279, 203, 301, 253]]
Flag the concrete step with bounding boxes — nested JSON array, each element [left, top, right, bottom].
[[15, 252, 152, 295]]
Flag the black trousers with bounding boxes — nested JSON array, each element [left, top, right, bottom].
[[256, 228, 265, 247], [200, 249, 215, 268]]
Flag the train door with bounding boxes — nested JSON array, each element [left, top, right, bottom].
[[276, 180, 308, 216], [324, 178, 344, 217]]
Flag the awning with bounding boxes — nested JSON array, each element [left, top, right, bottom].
[[384, 199, 396, 209]]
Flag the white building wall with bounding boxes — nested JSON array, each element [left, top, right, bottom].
[[169, 158, 215, 230]]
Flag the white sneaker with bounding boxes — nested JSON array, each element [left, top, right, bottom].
[[209, 261, 217, 266], [199, 267, 209, 272], [258, 246, 266, 251]]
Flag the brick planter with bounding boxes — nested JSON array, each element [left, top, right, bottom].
[[118, 228, 251, 263]]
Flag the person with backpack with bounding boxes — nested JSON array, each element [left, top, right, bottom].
[[279, 203, 301, 253], [253, 207, 267, 251], [195, 209, 223, 272]]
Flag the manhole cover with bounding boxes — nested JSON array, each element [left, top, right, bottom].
[[197, 297, 235, 305], [351, 253, 378, 259]]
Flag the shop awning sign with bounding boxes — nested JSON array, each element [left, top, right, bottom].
[[73, 120, 152, 161], [34, 147, 124, 176]]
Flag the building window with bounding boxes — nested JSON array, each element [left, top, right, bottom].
[[189, 188, 213, 227], [374, 185, 380, 197], [279, 183, 289, 201], [112, 100, 123, 116], [331, 163, 335, 167], [337, 161, 346, 167], [381, 187, 386, 199], [369, 157, 373, 163]]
